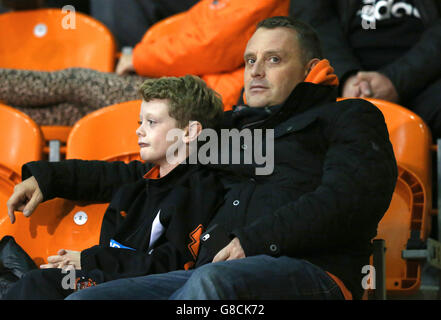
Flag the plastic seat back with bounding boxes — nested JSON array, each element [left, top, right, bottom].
[[364, 98, 432, 296], [66, 100, 142, 161], [0, 8, 116, 71], [0, 103, 44, 174]]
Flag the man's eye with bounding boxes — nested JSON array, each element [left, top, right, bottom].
[[269, 56, 280, 63], [247, 58, 256, 64]]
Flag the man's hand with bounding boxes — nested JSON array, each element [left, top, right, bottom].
[[115, 52, 135, 75], [341, 74, 362, 98], [6, 176, 43, 224], [355, 71, 399, 102], [40, 249, 81, 270], [212, 237, 246, 263]]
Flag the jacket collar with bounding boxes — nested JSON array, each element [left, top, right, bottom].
[[223, 82, 337, 131], [254, 82, 337, 130]]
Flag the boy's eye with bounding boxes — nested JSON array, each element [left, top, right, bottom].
[[138, 120, 156, 126]]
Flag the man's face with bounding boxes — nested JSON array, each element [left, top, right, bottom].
[[244, 27, 308, 108], [136, 99, 184, 165]]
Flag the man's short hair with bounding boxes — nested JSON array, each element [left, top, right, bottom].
[[138, 75, 224, 129], [257, 16, 323, 65]]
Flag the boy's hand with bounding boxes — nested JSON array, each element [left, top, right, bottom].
[[40, 249, 81, 270], [7, 176, 43, 224], [212, 237, 245, 263]]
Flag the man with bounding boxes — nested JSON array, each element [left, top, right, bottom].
[[290, 0, 441, 140], [7, 17, 397, 300]]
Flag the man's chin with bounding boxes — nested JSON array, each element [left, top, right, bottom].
[[247, 98, 270, 108]]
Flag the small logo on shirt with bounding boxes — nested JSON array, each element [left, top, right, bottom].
[[109, 239, 135, 251], [359, 0, 421, 30]]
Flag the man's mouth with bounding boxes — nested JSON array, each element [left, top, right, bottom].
[[249, 85, 269, 92]]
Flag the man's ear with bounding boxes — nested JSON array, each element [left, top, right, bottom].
[[182, 121, 202, 144], [304, 58, 321, 78]]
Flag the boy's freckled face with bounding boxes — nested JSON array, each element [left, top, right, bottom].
[[136, 99, 183, 165]]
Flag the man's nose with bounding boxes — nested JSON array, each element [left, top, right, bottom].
[[250, 59, 265, 78]]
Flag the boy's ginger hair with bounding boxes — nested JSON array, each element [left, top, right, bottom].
[[138, 75, 224, 129]]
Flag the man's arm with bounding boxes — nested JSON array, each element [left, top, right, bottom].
[[232, 100, 398, 257], [379, 19, 441, 101]]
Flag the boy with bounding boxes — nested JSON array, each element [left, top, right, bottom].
[[4, 75, 225, 299]]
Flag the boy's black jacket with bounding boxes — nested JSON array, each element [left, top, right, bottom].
[[22, 162, 225, 282]]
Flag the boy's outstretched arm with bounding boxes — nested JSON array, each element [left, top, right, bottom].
[[21, 159, 150, 203]]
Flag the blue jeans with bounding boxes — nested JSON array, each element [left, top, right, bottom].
[[66, 255, 345, 300]]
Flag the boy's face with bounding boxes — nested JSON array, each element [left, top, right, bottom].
[[136, 99, 184, 165]]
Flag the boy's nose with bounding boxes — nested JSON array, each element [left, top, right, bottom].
[[136, 126, 145, 137]]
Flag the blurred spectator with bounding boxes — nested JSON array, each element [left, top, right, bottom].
[[0, 0, 89, 13], [91, 0, 197, 49], [0, 0, 45, 10], [291, 0, 441, 140]]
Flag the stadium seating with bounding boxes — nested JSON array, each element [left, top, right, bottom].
[[0, 8, 118, 160]]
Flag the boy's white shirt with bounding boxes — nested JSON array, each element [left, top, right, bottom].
[[148, 209, 165, 252]]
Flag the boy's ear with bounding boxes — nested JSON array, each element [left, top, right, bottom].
[[182, 121, 202, 144]]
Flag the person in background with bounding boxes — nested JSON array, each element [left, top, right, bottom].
[[291, 0, 441, 140]]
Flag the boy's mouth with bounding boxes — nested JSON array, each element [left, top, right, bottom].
[[138, 143, 150, 148]]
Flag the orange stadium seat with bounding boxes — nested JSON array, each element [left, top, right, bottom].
[[0, 103, 44, 174], [0, 8, 116, 72], [364, 98, 433, 297], [0, 101, 143, 265], [66, 100, 142, 162]]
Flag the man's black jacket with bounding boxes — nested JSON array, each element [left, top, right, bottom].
[[291, 0, 441, 101], [23, 82, 397, 299]]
